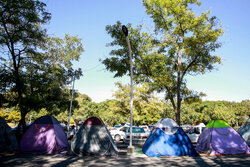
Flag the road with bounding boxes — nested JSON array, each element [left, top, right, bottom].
[[1, 142, 250, 167]]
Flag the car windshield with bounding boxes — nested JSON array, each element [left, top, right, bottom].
[[128, 127, 145, 133]]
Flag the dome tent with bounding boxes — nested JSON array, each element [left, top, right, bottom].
[[20, 116, 68, 154], [196, 120, 250, 155], [238, 118, 250, 147], [0, 117, 18, 152], [142, 118, 198, 157], [70, 117, 118, 157]]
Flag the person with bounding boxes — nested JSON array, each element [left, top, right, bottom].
[[71, 125, 76, 136]]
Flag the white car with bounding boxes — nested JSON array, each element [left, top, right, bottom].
[[187, 123, 206, 143], [123, 126, 149, 145], [110, 126, 129, 142], [139, 125, 151, 133]]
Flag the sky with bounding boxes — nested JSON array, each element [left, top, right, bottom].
[[44, 0, 250, 103]]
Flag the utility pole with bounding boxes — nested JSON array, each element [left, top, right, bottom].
[[67, 75, 75, 138]]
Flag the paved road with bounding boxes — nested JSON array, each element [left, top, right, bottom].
[[1, 142, 250, 167], [1, 152, 250, 167]]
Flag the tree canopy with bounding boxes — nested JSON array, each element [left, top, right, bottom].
[[102, 0, 223, 124], [0, 0, 84, 129]]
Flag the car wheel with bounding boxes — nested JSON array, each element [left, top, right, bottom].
[[114, 134, 121, 141]]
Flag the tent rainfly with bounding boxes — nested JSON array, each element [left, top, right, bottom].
[[196, 120, 250, 155], [70, 117, 118, 157], [142, 118, 198, 157], [20, 116, 68, 154]]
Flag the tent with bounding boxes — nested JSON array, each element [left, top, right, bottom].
[[20, 116, 68, 154], [196, 120, 250, 155], [0, 117, 18, 152], [238, 118, 250, 147], [70, 117, 118, 157], [142, 118, 198, 157]]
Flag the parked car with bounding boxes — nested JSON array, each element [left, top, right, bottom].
[[123, 126, 149, 145], [113, 125, 123, 129], [110, 126, 129, 142], [181, 124, 193, 133], [186, 123, 206, 143], [139, 125, 151, 133]]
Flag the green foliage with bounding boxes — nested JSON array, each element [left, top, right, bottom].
[[0, 0, 51, 127], [0, 107, 20, 123], [102, 0, 223, 124], [0, 0, 84, 129], [98, 100, 128, 126], [7, 110, 21, 123], [0, 0, 51, 94], [0, 108, 9, 120], [111, 82, 164, 125], [2, 91, 249, 128], [0, 0, 247, 129], [55, 110, 69, 123]]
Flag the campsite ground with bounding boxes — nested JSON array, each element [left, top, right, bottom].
[[1, 142, 250, 167]]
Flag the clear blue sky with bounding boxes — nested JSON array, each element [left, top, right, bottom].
[[44, 0, 250, 103]]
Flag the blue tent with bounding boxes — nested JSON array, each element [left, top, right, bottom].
[[142, 118, 198, 157]]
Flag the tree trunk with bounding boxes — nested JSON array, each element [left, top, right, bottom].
[[16, 109, 27, 142], [176, 99, 181, 125], [167, 88, 178, 123], [176, 54, 182, 125]]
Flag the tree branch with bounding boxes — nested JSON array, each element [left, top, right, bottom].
[[180, 52, 201, 82]]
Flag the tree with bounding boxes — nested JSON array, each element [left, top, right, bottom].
[[98, 100, 127, 126], [0, 0, 50, 128], [34, 34, 83, 116], [102, 0, 223, 124], [0, 0, 84, 129], [112, 82, 164, 125], [72, 93, 99, 122], [24, 34, 83, 128]]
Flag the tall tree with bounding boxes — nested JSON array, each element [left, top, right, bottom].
[[0, 0, 84, 129], [102, 0, 223, 124], [0, 0, 51, 127]]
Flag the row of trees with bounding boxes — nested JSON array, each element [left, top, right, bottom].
[[1, 83, 249, 128], [0, 0, 248, 131]]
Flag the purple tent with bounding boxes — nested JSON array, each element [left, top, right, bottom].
[[20, 116, 68, 154], [196, 120, 250, 155]]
